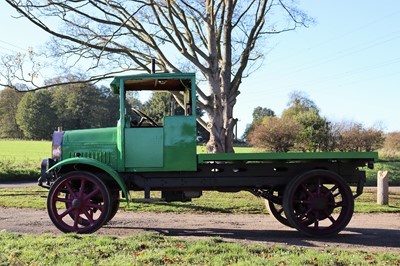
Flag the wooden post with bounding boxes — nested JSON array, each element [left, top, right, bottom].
[[377, 171, 389, 205]]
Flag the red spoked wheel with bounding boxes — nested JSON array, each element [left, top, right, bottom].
[[47, 171, 111, 234], [283, 170, 354, 237]]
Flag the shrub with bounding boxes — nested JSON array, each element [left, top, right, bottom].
[[248, 116, 300, 152]]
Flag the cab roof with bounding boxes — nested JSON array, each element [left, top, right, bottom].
[[110, 72, 195, 94]]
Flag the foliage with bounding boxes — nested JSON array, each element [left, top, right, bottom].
[[1, 233, 399, 266], [248, 91, 385, 153], [242, 106, 275, 141], [0, 81, 121, 140], [381, 132, 400, 158], [0, 88, 24, 138], [281, 91, 319, 118], [16, 90, 57, 140], [335, 121, 384, 152], [50, 83, 120, 130], [293, 109, 333, 152], [248, 116, 300, 152]]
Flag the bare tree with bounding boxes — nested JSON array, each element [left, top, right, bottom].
[[3, 0, 312, 153]]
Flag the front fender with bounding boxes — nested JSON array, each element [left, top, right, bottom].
[[48, 157, 129, 202]]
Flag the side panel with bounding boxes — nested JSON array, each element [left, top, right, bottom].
[[163, 115, 197, 171], [124, 128, 164, 168]]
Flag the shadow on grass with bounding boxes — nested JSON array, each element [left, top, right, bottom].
[[104, 224, 400, 250], [0, 170, 39, 182]]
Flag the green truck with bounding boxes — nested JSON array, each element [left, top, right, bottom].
[[39, 72, 377, 237]]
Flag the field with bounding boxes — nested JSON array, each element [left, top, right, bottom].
[[0, 140, 50, 182]]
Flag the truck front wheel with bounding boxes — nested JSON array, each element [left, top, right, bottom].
[[47, 171, 111, 234]]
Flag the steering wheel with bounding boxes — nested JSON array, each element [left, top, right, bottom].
[[131, 108, 159, 127]]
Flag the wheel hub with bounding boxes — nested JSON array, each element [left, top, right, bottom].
[[311, 197, 328, 210], [72, 198, 81, 208]]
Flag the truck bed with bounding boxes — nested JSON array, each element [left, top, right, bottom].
[[197, 151, 378, 163]]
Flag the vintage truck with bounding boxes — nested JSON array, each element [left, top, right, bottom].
[[39, 72, 377, 237]]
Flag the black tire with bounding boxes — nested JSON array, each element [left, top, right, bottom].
[[264, 188, 292, 227], [283, 170, 354, 237], [106, 189, 120, 223]]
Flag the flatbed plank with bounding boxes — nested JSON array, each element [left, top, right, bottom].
[[197, 152, 378, 163]]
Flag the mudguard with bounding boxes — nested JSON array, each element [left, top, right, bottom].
[[47, 157, 129, 202]]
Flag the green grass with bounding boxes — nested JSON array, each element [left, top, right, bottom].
[[1, 187, 399, 214], [0, 232, 399, 265], [366, 160, 400, 186], [0, 139, 51, 182]]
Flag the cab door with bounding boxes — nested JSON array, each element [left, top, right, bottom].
[[124, 127, 163, 169]]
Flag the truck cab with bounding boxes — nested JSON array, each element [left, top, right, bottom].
[[111, 73, 198, 172]]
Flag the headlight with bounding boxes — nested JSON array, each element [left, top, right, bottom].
[[52, 130, 64, 160]]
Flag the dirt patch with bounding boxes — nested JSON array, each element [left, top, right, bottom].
[[0, 207, 399, 252]]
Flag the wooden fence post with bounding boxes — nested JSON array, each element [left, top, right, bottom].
[[377, 171, 389, 205]]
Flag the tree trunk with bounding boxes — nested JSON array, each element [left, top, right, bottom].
[[205, 85, 237, 154]]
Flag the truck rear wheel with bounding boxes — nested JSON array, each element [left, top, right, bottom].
[[47, 171, 111, 234], [283, 170, 354, 237], [264, 187, 292, 227]]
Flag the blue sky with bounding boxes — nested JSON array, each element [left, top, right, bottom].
[[1, 1, 399, 136]]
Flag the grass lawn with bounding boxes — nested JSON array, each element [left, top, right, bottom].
[[1, 232, 399, 265], [0, 140, 50, 182]]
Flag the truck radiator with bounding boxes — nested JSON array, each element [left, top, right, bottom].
[[69, 151, 114, 165]]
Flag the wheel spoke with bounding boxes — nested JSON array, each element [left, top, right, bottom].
[[301, 184, 313, 197], [317, 178, 322, 195], [83, 209, 95, 224], [87, 202, 104, 210], [65, 182, 76, 198], [78, 179, 86, 197], [73, 215, 80, 230], [328, 184, 339, 195], [58, 206, 75, 219], [297, 207, 312, 221], [313, 219, 319, 229], [331, 200, 346, 208], [327, 214, 336, 224], [55, 196, 71, 204], [84, 187, 101, 201]]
